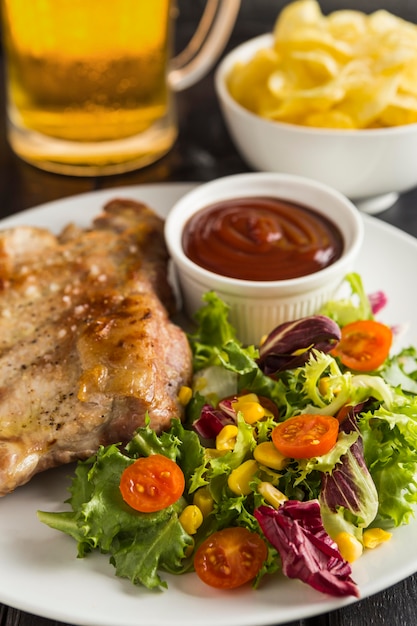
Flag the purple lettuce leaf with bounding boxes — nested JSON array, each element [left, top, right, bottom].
[[257, 315, 341, 375], [254, 501, 359, 598], [217, 397, 237, 419], [320, 406, 378, 529], [368, 290, 388, 315], [192, 404, 236, 440]]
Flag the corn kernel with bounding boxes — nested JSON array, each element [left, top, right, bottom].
[[363, 528, 392, 549], [227, 459, 258, 495], [235, 393, 259, 403], [216, 424, 239, 451], [178, 386, 192, 406], [318, 376, 342, 396], [179, 505, 204, 535], [253, 441, 288, 470], [334, 531, 363, 563], [318, 376, 330, 395], [258, 481, 288, 508], [232, 396, 265, 424], [193, 486, 214, 517]]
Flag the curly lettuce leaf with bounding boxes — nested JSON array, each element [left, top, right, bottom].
[[319, 272, 373, 326], [381, 346, 417, 394], [110, 507, 192, 586], [187, 291, 241, 370], [360, 402, 417, 527], [186, 292, 283, 409], [38, 424, 198, 590]]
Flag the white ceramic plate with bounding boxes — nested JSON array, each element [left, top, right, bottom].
[[0, 183, 416, 626]]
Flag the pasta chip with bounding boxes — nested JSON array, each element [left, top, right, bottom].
[[226, 0, 417, 129]]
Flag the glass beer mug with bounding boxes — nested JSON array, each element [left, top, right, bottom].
[[0, 0, 240, 175]]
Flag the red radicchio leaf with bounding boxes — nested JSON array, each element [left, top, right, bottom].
[[217, 397, 237, 419], [321, 407, 367, 514], [368, 290, 388, 315], [320, 405, 378, 527], [254, 501, 359, 598], [257, 315, 341, 375], [192, 404, 236, 439]]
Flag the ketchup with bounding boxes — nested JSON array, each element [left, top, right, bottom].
[[182, 197, 344, 281]]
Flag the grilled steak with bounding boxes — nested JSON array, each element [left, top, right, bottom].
[[0, 198, 193, 496]]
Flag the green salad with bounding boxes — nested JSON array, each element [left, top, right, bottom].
[[38, 273, 417, 598]]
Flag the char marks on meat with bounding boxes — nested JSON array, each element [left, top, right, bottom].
[[0, 199, 193, 496]]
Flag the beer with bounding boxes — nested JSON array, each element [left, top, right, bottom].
[[1, 0, 176, 173]]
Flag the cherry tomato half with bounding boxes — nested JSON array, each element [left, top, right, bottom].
[[194, 527, 268, 590], [331, 319, 392, 372], [119, 454, 185, 513], [271, 414, 339, 459]]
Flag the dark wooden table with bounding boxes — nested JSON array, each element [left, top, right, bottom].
[[1, 2, 417, 625]]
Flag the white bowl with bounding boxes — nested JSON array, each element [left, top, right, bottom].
[[164, 172, 364, 346], [215, 34, 417, 213]]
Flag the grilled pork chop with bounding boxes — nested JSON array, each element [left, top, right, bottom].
[[0, 198, 193, 497]]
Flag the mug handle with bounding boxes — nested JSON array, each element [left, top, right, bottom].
[[169, 0, 241, 91]]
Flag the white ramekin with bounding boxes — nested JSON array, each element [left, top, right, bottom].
[[164, 172, 364, 345]]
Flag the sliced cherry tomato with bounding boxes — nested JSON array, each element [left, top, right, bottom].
[[194, 527, 268, 590], [119, 454, 185, 513], [331, 319, 392, 372], [271, 414, 339, 459]]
